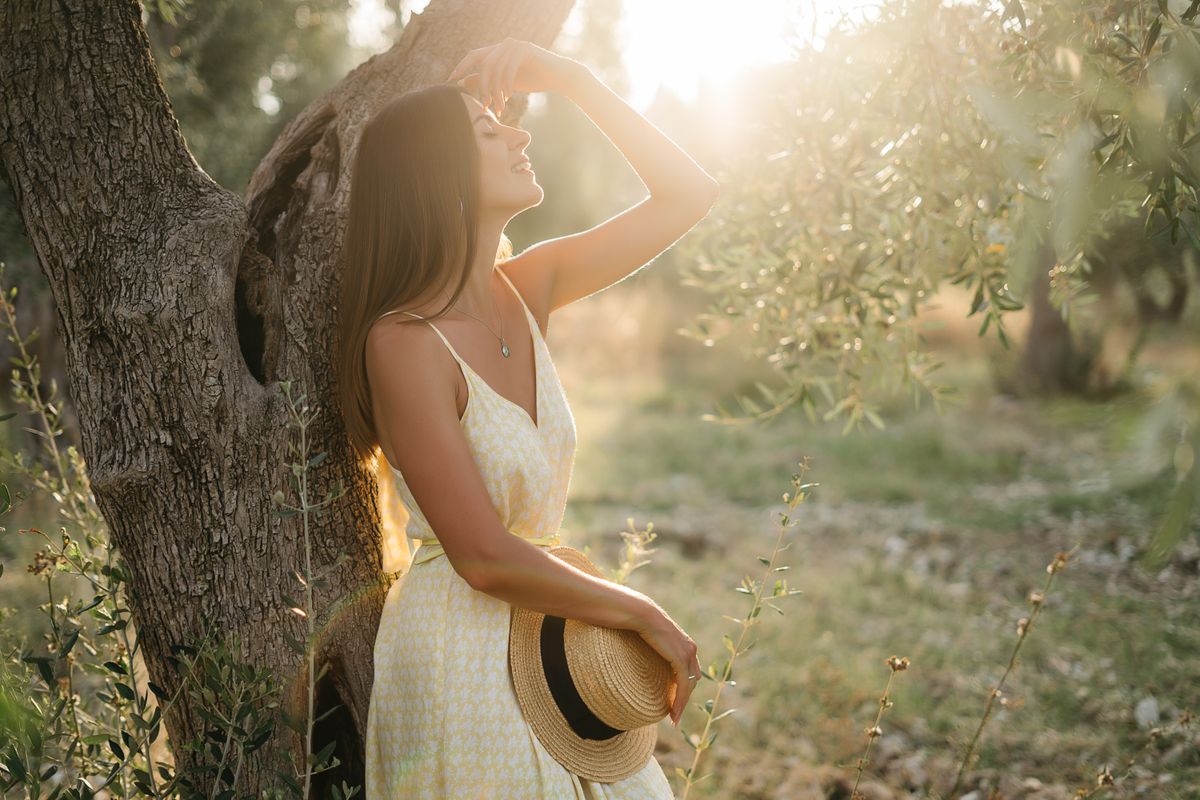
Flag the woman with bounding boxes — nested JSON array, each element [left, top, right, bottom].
[[337, 38, 718, 798]]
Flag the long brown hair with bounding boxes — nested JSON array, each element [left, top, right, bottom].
[[336, 81, 513, 465]]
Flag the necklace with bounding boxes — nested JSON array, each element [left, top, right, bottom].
[[440, 273, 510, 358]]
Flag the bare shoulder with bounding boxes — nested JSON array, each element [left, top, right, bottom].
[[365, 315, 461, 447], [366, 313, 447, 376]]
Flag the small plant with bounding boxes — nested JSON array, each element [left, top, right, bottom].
[[0, 259, 194, 797], [848, 654, 911, 800], [675, 458, 812, 799], [947, 545, 1080, 796], [597, 517, 659, 587], [269, 380, 359, 800], [168, 631, 282, 800], [1072, 708, 1195, 798]]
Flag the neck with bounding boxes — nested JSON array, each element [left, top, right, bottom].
[[448, 210, 509, 318]]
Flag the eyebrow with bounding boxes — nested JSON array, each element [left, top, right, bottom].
[[473, 112, 497, 125]]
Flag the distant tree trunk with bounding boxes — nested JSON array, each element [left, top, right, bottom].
[[0, 0, 573, 794], [1018, 238, 1093, 394]]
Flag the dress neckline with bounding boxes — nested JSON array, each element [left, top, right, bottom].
[[391, 267, 544, 432]]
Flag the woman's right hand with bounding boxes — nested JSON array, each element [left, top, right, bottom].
[[446, 38, 582, 117], [633, 598, 700, 727]]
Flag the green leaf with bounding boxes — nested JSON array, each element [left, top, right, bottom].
[[58, 627, 80, 658], [314, 703, 343, 723], [4, 751, 27, 782], [279, 707, 305, 734], [97, 619, 128, 635], [23, 654, 54, 687], [78, 594, 105, 614], [1143, 17, 1162, 57], [283, 628, 308, 656], [311, 740, 337, 767], [969, 282, 986, 315]]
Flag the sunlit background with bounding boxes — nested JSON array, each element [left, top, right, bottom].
[[2, 1, 1198, 797], [340, 0, 878, 109]]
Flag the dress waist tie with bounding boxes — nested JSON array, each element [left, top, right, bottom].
[[410, 531, 563, 567]]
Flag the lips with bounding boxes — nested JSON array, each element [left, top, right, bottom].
[[511, 158, 532, 173]]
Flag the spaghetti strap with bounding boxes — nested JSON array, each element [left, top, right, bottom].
[[495, 266, 537, 330], [375, 308, 468, 366]]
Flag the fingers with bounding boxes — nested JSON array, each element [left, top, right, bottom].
[[671, 641, 700, 727], [447, 47, 486, 83], [492, 46, 521, 117], [670, 663, 689, 726], [449, 40, 523, 115], [497, 42, 525, 116], [448, 45, 496, 110], [480, 41, 514, 114]]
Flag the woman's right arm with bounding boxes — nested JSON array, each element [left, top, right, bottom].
[[368, 320, 699, 723]]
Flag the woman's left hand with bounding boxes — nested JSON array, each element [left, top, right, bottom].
[[446, 38, 579, 117]]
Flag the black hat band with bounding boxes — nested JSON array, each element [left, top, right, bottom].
[[539, 614, 623, 741]]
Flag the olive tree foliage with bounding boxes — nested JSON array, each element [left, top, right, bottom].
[[681, 0, 1016, 433], [676, 0, 1200, 555]]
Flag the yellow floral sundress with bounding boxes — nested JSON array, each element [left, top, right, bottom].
[[365, 268, 675, 799]]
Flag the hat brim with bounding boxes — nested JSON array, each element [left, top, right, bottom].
[[508, 546, 661, 783]]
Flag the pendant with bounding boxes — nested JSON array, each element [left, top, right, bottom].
[[501, 339, 510, 358]]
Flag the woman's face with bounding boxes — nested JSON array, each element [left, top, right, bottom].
[[462, 93, 542, 215]]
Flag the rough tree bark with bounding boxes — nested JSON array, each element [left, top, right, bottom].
[[0, 0, 574, 793]]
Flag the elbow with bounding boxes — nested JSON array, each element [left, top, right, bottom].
[[463, 565, 494, 592], [658, 176, 719, 210], [692, 177, 720, 210], [704, 176, 720, 199], [457, 546, 501, 592], [455, 555, 492, 592]]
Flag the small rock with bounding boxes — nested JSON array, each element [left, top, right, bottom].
[[1135, 695, 1160, 729]]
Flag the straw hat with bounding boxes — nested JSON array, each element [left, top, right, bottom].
[[508, 544, 674, 782]]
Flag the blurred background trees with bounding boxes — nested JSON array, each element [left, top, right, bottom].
[[673, 0, 1199, 560]]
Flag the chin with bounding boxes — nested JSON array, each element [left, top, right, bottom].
[[520, 186, 544, 209]]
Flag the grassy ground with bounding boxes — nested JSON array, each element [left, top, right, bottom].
[[549, 268, 1200, 799]]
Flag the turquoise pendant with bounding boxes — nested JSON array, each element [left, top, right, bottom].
[[501, 339, 510, 358]]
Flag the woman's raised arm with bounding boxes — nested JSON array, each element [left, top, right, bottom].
[[449, 40, 720, 313]]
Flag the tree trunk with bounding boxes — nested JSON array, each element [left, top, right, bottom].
[[0, 0, 574, 794], [1018, 237, 1093, 395]]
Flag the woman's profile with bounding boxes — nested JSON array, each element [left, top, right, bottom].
[[335, 38, 719, 798]]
